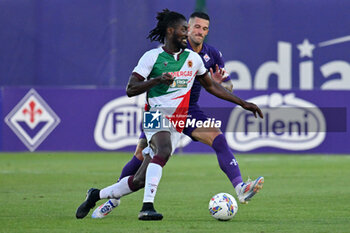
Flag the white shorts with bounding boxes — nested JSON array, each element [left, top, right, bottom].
[[143, 108, 183, 155], [143, 127, 182, 155]]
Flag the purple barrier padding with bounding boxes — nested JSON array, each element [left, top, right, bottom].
[[2, 87, 126, 151], [0, 88, 2, 151], [190, 90, 349, 154], [1, 88, 349, 153]]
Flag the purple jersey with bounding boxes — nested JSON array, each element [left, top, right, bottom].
[[187, 42, 231, 105]]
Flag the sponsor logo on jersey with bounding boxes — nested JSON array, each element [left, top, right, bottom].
[[225, 93, 326, 151], [5, 89, 60, 151], [187, 60, 193, 68], [168, 71, 193, 78], [169, 79, 188, 88], [203, 54, 210, 62]]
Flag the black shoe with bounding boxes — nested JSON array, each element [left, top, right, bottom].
[[75, 188, 100, 219], [138, 210, 163, 220]]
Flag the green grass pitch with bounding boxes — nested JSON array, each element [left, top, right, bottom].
[[1, 152, 350, 233]]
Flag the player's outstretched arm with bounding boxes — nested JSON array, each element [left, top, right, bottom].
[[126, 73, 174, 97], [198, 72, 263, 118]]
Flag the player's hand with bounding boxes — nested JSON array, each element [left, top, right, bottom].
[[159, 73, 174, 86], [242, 101, 264, 118], [210, 64, 226, 84]]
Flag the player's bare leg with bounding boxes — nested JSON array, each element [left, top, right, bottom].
[[78, 149, 152, 219], [92, 138, 147, 218], [138, 131, 172, 220]]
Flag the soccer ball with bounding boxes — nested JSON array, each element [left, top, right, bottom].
[[208, 193, 238, 221]]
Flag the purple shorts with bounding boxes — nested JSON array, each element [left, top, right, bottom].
[[182, 104, 208, 141], [139, 131, 146, 139], [139, 104, 208, 141]]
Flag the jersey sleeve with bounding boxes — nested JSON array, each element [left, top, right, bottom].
[[132, 50, 157, 81], [195, 53, 207, 76]]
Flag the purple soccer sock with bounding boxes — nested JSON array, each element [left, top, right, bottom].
[[118, 155, 143, 181], [212, 134, 243, 187]]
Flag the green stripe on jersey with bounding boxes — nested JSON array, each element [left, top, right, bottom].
[[148, 50, 190, 98]]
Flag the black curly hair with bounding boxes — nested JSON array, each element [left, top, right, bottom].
[[147, 9, 186, 44]]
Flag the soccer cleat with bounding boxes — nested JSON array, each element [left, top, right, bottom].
[[138, 210, 163, 221], [75, 188, 100, 219], [237, 176, 264, 204], [91, 199, 120, 219]]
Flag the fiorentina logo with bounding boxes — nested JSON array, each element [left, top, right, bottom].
[[5, 89, 60, 151], [203, 54, 210, 62]]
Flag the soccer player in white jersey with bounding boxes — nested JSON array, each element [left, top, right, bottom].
[[91, 12, 264, 220], [76, 9, 263, 220]]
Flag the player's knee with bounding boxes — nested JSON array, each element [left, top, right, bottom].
[[212, 134, 228, 149], [134, 151, 144, 160], [193, 129, 222, 146], [157, 146, 172, 159], [132, 176, 145, 190], [134, 138, 148, 160], [138, 138, 148, 149], [210, 132, 223, 144]]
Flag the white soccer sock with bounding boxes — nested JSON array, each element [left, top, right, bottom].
[[235, 182, 244, 195], [99, 176, 132, 199], [143, 163, 163, 203]]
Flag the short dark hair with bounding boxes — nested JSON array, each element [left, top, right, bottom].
[[189, 12, 210, 21], [147, 9, 186, 44]]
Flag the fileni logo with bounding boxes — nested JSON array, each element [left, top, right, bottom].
[[94, 94, 193, 150], [94, 94, 145, 150], [225, 93, 326, 151]]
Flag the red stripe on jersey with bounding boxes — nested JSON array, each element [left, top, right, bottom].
[[171, 93, 187, 100], [144, 104, 150, 111], [166, 90, 191, 133]]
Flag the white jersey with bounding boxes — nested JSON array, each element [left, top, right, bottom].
[[133, 47, 207, 133]]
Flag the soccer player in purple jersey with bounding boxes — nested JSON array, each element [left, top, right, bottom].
[[76, 10, 264, 220]]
